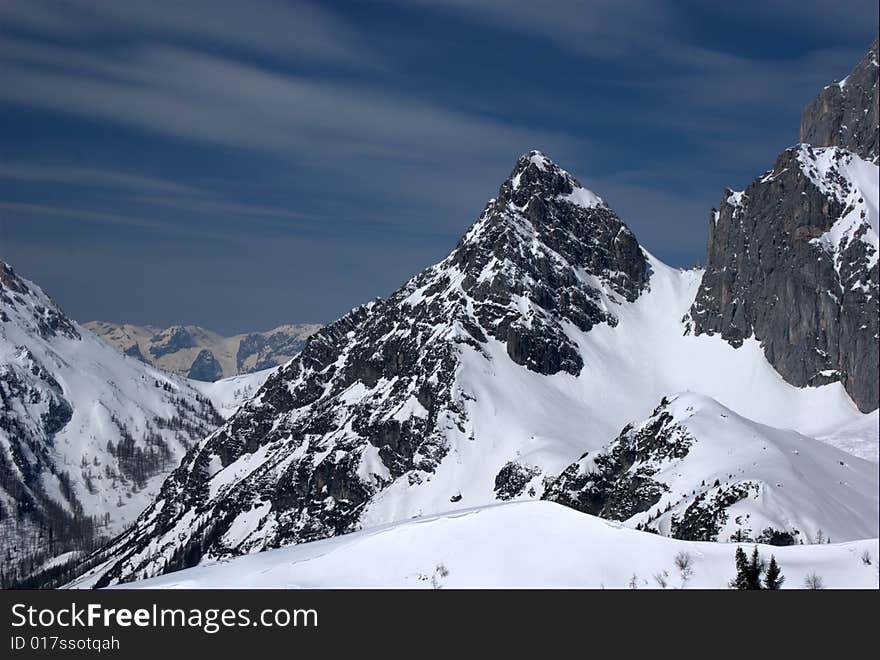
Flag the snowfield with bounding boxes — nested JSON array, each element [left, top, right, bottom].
[[358, 253, 877, 531], [545, 391, 879, 544], [89, 501, 879, 590], [190, 367, 275, 420]]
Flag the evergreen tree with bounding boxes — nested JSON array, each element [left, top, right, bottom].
[[733, 546, 751, 589], [764, 555, 785, 590], [747, 546, 764, 589]]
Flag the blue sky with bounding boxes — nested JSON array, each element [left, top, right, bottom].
[[1, 1, 877, 333]]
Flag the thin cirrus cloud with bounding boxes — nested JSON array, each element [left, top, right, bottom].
[[0, 39, 578, 178], [0, 161, 318, 238], [0, 0, 379, 68], [0, 24, 588, 240], [0, 202, 163, 230], [1, 0, 876, 333], [0, 163, 204, 196], [392, 0, 873, 116], [395, 0, 876, 56]]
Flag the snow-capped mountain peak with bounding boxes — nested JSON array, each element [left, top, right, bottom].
[[688, 38, 879, 412], [499, 150, 606, 211], [1, 262, 80, 341]]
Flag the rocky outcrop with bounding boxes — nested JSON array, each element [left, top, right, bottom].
[[543, 398, 687, 521], [800, 36, 878, 163], [187, 349, 223, 382], [235, 327, 314, 372], [543, 393, 878, 544], [148, 326, 196, 359], [494, 462, 542, 501], [688, 40, 879, 412]]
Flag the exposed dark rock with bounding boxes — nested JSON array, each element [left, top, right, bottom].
[[123, 343, 147, 362], [800, 36, 878, 163], [149, 327, 197, 359], [41, 396, 73, 439], [687, 146, 878, 411], [236, 329, 311, 373], [688, 39, 879, 412], [670, 482, 755, 542], [494, 462, 542, 501], [187, 349, 223, 382], [543, 399, 688, 520]]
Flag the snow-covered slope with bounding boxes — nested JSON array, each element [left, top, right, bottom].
[[66, 502, 878, 589], [190, 368, 275, 420], [70, 151, 876, 588], [816, 409, 880, 462], [0, 262, 223, 584], [544, 393, 878, 544]]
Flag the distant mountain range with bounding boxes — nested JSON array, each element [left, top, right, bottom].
[[84, 322, 322, 381]]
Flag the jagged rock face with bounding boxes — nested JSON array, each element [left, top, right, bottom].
[[235, 328, 313, 372], [76, 151, 652, 586], [800, 36, 879, 163], [543, 393, 879, 545], [453, 152, 648, 375], [187, 349, 223, 382], [688, 40, 879, 412], [149, 326, 197, 359], [543, 400, 688, 521], [0, 262, 222, 586], [688, 146, 878, 411], [493, 462, 543, 501]]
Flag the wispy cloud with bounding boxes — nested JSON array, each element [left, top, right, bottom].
[[0, 201, 162, 229], [395, 0, 877, 58], [0, 42, 574, 163], [0, 0, 380, 69], [1, 0, 876, 332], [0, 163, 204, 196]]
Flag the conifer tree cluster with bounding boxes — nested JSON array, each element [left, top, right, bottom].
[[732, 546, 785, 589]]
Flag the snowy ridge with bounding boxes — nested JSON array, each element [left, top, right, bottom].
[[67, 502, 880, 590], [545, 393, 878, 544]]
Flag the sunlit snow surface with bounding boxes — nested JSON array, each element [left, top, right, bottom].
[[190, 368, 275, 419], [359, 252, 876, 533], [99, 502, 879, 589]]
